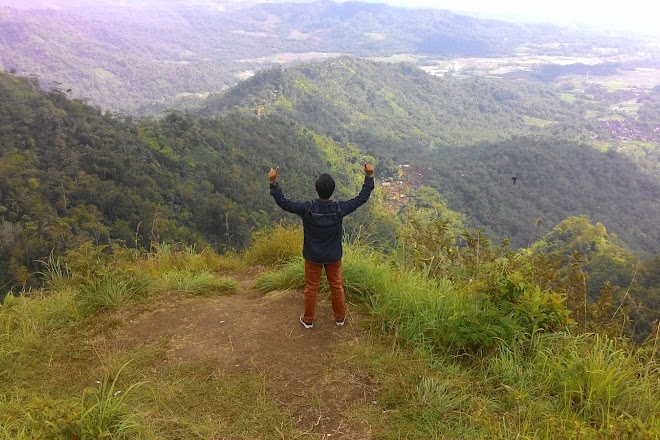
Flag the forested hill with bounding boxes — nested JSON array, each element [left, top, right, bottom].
[[201, 57, 594, 158], [0, 5, 240, 114], [202, 58, 660, 255], [0, 71, 367, 289], [0, 0, 643, 114], [424, 138, 660, 254]]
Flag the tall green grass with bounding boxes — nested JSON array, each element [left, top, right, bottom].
[[254, 244, 389, 295], [158, 270, 238, 295], [243, 223, 304, 267], [76, 271, 154, 315], [0, 288, 80, 382], [255, 236, 660, 437], [255, 242, 557, 353], [37, 252, 71, 290], [33, 242, 242, 316], [3, 231, 660, 438], [254, 257, 306, 292], [0, 242, 247, 439], [482, 332, 660, 437], [78, 362, 147, 438], [0, 363, 147, 439], [147, 242, 243, 273]]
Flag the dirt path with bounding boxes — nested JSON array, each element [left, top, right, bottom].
[[113, 269, 376, 439]]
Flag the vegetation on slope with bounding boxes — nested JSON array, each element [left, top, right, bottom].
[[0, 71, 385, 291], [1, 223, 659, 438], [255, 224, 660, 438], [424, 137, 660, 254], [202, 58, 660, 255], [202, 57, 596, 156]]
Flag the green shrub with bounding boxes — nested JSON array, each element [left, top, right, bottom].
[[158, 270, 238, 295], [244, 224, 303, 267]]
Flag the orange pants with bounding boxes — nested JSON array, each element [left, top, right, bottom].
[[303, 259, 345, 324]]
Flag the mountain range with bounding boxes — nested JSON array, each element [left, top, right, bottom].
[[1, 0, 653, 114]]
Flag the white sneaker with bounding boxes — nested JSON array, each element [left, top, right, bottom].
[[336, 318, 345, 327], [300, 315, 313, 329]]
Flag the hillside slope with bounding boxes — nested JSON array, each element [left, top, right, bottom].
[[202, 58, 660, 254], [0, 71, 367, 289], [201, 57, 593, 157], [425, 138, 660, 253]]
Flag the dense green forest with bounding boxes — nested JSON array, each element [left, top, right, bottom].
[[202, 57, 660, 255], [0, 71, 375, 290], [424, 137, 660, 254], [202, 57, 598, 155], [0, 0, 651, 114]]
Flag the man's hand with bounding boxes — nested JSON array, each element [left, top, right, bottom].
[[364, 163, 374, 177], [269, 167, 279, 183]]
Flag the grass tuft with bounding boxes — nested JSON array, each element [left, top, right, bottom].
[[36, 252, 71, 290], [254, 257, 305, 293], [149, 242, 243, 273], [158, 270, 238, 296], [244, 223, 303, 267], [76, 271, 153, 315]]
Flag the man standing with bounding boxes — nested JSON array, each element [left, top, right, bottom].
[[269, 164, 375, 328]]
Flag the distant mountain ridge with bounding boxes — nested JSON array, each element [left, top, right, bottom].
[[0, 0, 642, 114], [201, 57, 592, 157]]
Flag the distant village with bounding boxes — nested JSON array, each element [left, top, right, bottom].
[[600, 119, 660, 143], [380, 164, 430, 211]]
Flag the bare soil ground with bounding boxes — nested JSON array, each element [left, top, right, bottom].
[[112, 269, 377, 439]]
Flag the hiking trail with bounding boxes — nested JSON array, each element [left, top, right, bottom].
[[112, 267, 377, 439]]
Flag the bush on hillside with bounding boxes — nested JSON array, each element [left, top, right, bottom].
[[244, 223, 303, 267]]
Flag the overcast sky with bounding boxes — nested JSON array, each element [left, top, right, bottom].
[[343, 0, 659, 37]]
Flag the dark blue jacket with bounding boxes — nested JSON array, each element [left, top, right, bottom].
[[270, 176, 375, 264]]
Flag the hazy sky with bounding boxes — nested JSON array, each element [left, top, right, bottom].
[[346, 0, 659, 36], [1, 0, 657, 37]]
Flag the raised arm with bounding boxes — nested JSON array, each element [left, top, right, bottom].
[[269, 167, 310, 216], [338, 163, 375, 216]]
